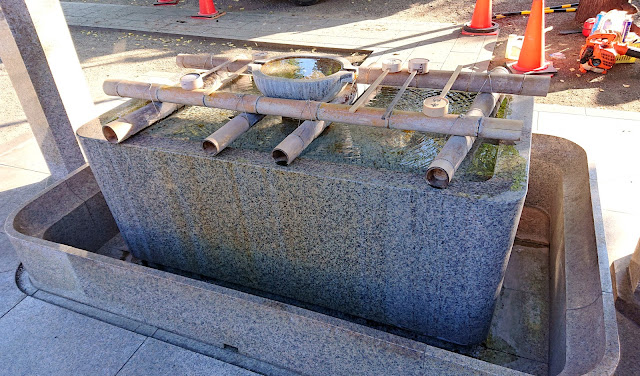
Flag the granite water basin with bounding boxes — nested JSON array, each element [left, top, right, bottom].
[[70, 85, 529, 346], [4, 132, 618, 375]]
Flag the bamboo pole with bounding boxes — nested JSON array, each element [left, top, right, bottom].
[[426, 67, 508, 188], [202, 113, 265, 155], [272, 86, 355, 165], [175, 54, 551, 96], [103, 79, 523, 141]]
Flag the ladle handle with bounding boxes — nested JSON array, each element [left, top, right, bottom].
[[382, 70, 418, 120], [204, 64, 249, 94], [202, 57, 238, 78], [349, 69, 390, 113], [438, 65, 463, 99]]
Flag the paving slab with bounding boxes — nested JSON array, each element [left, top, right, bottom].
[[0, 270, 24, 318], [0, 232, 19, 273], [0, 165, 50, 224], [0, 297, 145, 376], [0, 137, 50, 174], [117, 338, 259, 376]]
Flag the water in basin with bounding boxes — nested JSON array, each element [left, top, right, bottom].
[[261, 57, 343, 79], [142, 76, 498, 181]]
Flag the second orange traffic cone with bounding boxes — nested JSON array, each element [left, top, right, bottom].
[[191, 0, 226, 19], [508, 0, 557, 74], [462, 0, 499, 35]]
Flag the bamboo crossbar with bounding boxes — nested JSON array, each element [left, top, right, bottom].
[[176, 54, 551, 97], [103, 79, 523, 141]]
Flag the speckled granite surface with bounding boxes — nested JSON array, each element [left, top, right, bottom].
[[74, 92, 532, 345]]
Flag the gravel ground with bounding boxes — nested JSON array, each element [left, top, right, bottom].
[[62, 0, 640, 111]]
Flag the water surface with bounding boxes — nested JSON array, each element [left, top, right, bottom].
[[261, 57, 343, 80], [143, 76, 498, 179]]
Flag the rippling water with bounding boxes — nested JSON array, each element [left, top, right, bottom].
[[143, 75, 498, 179]]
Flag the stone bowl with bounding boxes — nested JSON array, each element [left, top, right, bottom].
[[250, 54, 355, 101]]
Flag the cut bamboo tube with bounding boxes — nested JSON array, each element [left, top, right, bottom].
[[176, 54, 551, 96], [357, 67, 550, 97], [272, 86, 355, 165], [179, 57, 238, 90], [202, 113, 265, 155], [176, 54, 252, 70], [103, 79, 523, 141], [102, 72, 228, 144], [102, 102, 181, 143], [426, 67, 508, 188]]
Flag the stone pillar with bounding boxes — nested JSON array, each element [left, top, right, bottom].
[[0, 1, 96, 179]]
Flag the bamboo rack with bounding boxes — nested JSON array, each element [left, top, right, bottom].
[[103, 79, 523, 141]]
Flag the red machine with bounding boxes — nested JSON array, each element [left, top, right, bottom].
[[579, 32, 640, 74]]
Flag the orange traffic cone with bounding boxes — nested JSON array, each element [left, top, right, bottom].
[[462, 0, 499, 35], [153, 0, 179, 5], [191, 0, 226, 19], [508, 0, 557, 74]]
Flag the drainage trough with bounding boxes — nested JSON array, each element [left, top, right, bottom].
[[4, 94, 618, 374]]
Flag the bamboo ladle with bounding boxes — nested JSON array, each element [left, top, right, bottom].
[[179, 57, 239, 90], [381, 58, 430, 120], [422, 65, 463, 118], [349, 58, 402, 113]]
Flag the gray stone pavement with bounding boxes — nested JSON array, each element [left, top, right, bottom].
[[0, 2, 639, 375]]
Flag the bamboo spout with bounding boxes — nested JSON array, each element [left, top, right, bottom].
[[103, 78, 523, 141], [272, 86, 355, 165], [203, 112, 265, 155], [102, 101, 181, 143], [426, 67, 508, 188], [175, 53, 551, 96]]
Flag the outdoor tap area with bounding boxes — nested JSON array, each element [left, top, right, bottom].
[[0, 1, 630, 374]]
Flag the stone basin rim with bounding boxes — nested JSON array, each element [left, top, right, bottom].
[[252, 53, 356, 83]]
